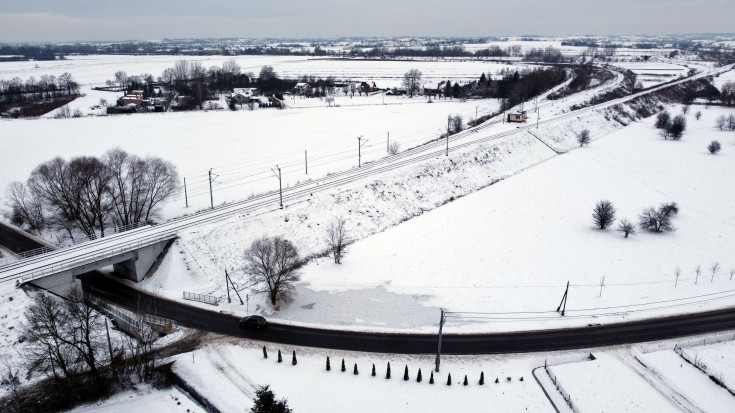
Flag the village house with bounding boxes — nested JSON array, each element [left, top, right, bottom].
[[229, 87, 259, 104], [293, 82, 311, 95]]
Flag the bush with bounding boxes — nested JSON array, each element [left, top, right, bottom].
[[592, 200, 616, 230], [639, 202, 678, 233], [708, 140, 721, 154], [577, 129, 591, 147], [667, 114, 686, 140], [617, 219, 636, 238], [655, 111, 671, 129]]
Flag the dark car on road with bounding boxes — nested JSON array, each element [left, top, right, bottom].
[[240, 315, 267, 329]]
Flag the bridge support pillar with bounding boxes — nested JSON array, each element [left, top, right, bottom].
[[112, 239, 172, 282], [31, 270, 82, 297]]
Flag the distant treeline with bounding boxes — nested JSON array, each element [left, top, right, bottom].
[[0, 73, 79, 105]]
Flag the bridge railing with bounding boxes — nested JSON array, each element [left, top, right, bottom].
[[15, 230, 178, 284], [183, 291, 221, 306], [90, 296, 178, 333]]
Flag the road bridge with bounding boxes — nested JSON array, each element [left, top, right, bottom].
[[0, 222, 175, 295]]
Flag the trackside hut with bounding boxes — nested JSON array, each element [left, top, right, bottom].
[[507, 111, 526, 122]]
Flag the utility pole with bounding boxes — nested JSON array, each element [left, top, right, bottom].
[[225, 269, 244, 304], [305, 150, 308, 175], [446, 115, 450, 156], [475, 106, 478, 123], [184, 177, 188, 208], [556, 281, 570, 316], [536, 107, 540, 129], [387, 132, 389, 153], [435, 309, 445, 372], [208, 169, 215, 209], [357, 135, 367, 167], [271, 165, 283, 208]]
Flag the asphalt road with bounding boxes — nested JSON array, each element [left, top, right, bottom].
[[5, 219, 735, 355], [0, 222, 51, 254]]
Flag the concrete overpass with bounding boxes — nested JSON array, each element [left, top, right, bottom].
[[0, 222, 176, 295]]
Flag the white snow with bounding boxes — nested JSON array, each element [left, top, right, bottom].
[[641, 348, 735, 413], [66, 384, 203, 413], [549, 352, 677, 412], [170, 342, 553, 413]]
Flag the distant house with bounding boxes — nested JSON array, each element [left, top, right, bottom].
[[233, 87, 259, 97], [120, 94, 142, 108], [360, 81, 378, 94], [507, 111, 526, 123], [293, 82, 311, 95], [229, 88, 260, 105]]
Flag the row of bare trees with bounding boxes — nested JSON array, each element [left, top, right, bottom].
[[0, 73, 79, 105], [5, 149, 179, 240]]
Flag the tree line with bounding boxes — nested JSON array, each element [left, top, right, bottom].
[[5, 149, 179, 241], [0, 73, 79, 106]]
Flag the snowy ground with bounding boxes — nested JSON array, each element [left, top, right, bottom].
[[66, 384, 203, 413], [168, 341, 554, 413], [681, 339, 735, 391], [0, 94, 495, 218], [69, 333, 735, 413]]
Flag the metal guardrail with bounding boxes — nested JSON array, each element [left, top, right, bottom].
[[183, 291, 221, 306], [114, 221, 146, 233], [15, 230, 178, 284], [17, 245, 55, 259], [90, 296, 177, 333]]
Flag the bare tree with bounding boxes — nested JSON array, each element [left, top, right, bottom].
[[104, 148, 179, 226], [711, 263, 720, 282], [592, 200, 616, 230], [64, 289, 104, 384], [5, 181, 45, 233], [327, 217, 349, 264], [639, 202, 678, 232], [113, 71, 128, 90], [708, 140, 721, 154], [617, 219, 636, 238], [388, 141, 401, 155], [20, 293, 75, 380], [123, 296, 159, 382], [715, 114, 727, 130], [449, 114, 464, 135], [402, 69, 422, 97], [577, 129, 591, 147], [244, 236, 301, 306], [695, 111, 701, 120]]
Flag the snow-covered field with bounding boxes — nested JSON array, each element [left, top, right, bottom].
[[642, 346, 735, 413], [0, 96, 495, 218], [682, 339, 735, 390], [550, 351, 679, 412]]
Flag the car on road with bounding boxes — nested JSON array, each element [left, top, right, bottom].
[[240, 315, 267, 329]]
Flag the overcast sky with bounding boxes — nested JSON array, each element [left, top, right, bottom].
[[0, 0, 731, 43]]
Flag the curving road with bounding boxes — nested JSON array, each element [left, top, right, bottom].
[[6, 222, 735, 355], [79, 270, 735, 355]]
